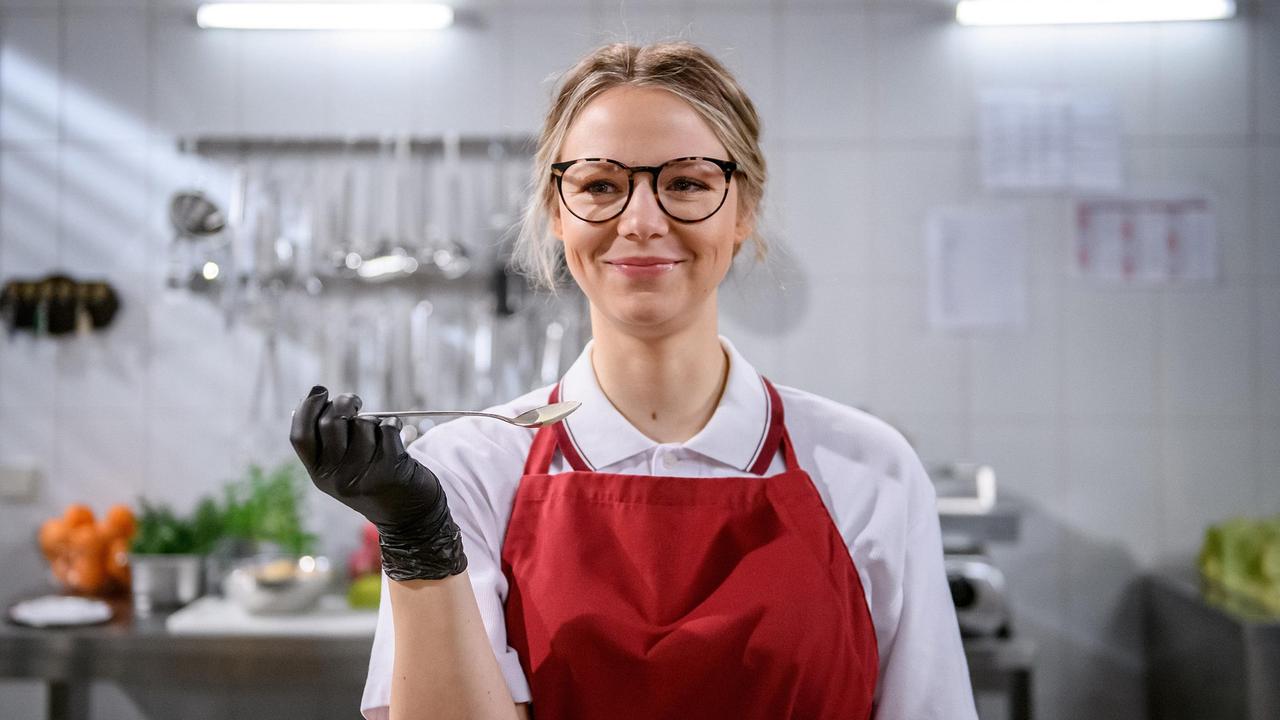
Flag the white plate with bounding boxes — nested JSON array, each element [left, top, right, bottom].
[[7, 594, 113, 628]]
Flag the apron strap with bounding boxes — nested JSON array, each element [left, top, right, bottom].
[[528, 377, 797, 476]]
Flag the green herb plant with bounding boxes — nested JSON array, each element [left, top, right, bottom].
[[129, 461, 316, 556]]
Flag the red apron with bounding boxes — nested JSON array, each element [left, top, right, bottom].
[[501, 378, 878, 719]]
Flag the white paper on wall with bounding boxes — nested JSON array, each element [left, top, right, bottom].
[[979, 88, 1122, 192], [1073, 196, 1218, 283], [926, 206, 1029, 330]]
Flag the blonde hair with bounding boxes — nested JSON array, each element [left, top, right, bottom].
[[510, 41, 769, 292]]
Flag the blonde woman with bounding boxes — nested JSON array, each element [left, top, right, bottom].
[[291, 41, 977, 720]]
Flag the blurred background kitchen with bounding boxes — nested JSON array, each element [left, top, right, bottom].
[[0, 0, 1277, 718]]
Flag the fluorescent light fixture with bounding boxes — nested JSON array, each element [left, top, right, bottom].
[[196, 3, 454, 31], [956, 0, 1236, 26]]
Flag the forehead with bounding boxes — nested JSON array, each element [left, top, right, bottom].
[[558, 85, 728, 164]]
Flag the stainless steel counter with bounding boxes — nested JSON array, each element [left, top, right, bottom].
[[1145, 569, 1280, 720], [3, 590, 1034, 720], [2, 592, 372, 720]]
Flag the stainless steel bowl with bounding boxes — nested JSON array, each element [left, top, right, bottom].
[[222, 555, 333, 615]]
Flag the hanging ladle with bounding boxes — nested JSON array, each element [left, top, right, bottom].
[[357, 401, 580, 429]]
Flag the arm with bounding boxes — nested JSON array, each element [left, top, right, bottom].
[[388, 572, 523, 720], [872, 454, 978, 719]]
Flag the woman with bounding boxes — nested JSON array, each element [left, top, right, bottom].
[[291, 41, 977, 720]]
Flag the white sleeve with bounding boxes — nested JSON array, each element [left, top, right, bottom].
[[359, 421, 533, 718], [872, 455, 979, 720]]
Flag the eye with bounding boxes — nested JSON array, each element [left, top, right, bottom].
[[666, 177, 710, 193], [584, 180, 621, 194]]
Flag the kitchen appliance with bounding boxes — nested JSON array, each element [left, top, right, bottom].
[[930, 462, 1019, 638]]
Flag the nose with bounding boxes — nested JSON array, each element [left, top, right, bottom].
[[616, 171, 669, 241]]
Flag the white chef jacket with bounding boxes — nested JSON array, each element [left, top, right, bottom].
[[362, 336, 978, 720]]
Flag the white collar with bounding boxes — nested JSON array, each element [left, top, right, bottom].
[[556, 335, 771, 472]]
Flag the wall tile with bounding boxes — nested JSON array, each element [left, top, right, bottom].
[[0, 10, 60, 144], [1257, 286, 1280, 418], [973, 420, 1068, 630], [1160, 419, 1260, 560], [58, 146, 151, 276], [1157, 144, 1254, 281], [970, 278, 1059, 418], [0, 403, 57, 508], [719, 262, 787, 380], [1257, 0, 1280, 137], [143, 406, 257, 513], [1154, 17, 1250, 138], [414, 23, 503, 135], [779, 8, 872, 142], [1160, 285, 1253, 417], [150, 10, 240, 139], [63, 9, 150, 145], [868, 280, 967, 415], [688, 7, 778, 136], [1058, 22, 1156, 138], [871, 6, 972, 140], [145, 296, 259, 411], [869, 146, 975, 281], [238, 31, 333, 135], [1257, 420, 1280, 512], [1063, 420, 1161, 567], [776, 145, 874, 282], [965, 23, 1060, 91], [499, 9, 595, 134], [0, 148, 60, 274], [1061, 287, 1158, 418], [1256, 145, 1280, 279], [0, 336, 57, 411], [54, 276, 149, 409], [774, 279, 873, 409], [49, 405, 146, 510]]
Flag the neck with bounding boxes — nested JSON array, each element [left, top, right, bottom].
[[589, 306, 728, 445]]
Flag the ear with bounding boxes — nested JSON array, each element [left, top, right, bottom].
[[733, 208, 755, 253], [551, 203, 564, 241]]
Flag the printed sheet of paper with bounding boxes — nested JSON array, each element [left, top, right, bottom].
[[1073, 196, 1218, 283], [979, 88, 1122, 192], [926, 206, 1029, 330]]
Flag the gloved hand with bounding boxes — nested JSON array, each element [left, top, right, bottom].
[[289, 385, 468, 581]]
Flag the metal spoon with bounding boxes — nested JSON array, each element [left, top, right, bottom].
[[357, 401, 580, 428]]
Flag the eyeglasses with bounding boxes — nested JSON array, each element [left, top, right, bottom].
[[551, 156, 737, 224]]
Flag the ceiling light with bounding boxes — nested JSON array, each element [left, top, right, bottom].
[[955, 0, 1236, 26], [196, 3, 454, 31]]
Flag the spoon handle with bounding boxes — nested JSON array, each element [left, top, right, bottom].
[[356, 410, 514, 423]]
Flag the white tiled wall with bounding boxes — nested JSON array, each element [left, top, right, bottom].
[[2, 1, 1278, 719]]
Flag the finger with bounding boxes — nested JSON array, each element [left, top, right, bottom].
[[332, 393, 363, 417], [315, 400, 347, 471], [376, 417, 407, 461], [319, 393, 364, 469], [289, 386, 329, 471], [339, 416, 381, 489]]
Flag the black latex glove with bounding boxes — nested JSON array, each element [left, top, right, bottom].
[[289, 385, 467, 581]]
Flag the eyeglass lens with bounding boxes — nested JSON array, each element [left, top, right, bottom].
[[559, 159, 728, 222]]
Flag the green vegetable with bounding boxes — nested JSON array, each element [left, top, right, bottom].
[[1198, 514, 1280, 615], [129, 461, 316, 556], [219, 462, 316, 555]]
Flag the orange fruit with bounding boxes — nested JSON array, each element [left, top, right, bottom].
[[103, 504, 136, 541], [38, 518, 70, 559], [63, 503, 95, 529], [50, 555, 71, 586], [68, 523, 107, 560], [105, 536, 131, 586], [67, 556, 107, 595]]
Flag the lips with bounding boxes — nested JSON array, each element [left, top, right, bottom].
[[605, 257, 683, 267], [603, 257, 683, 279]]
